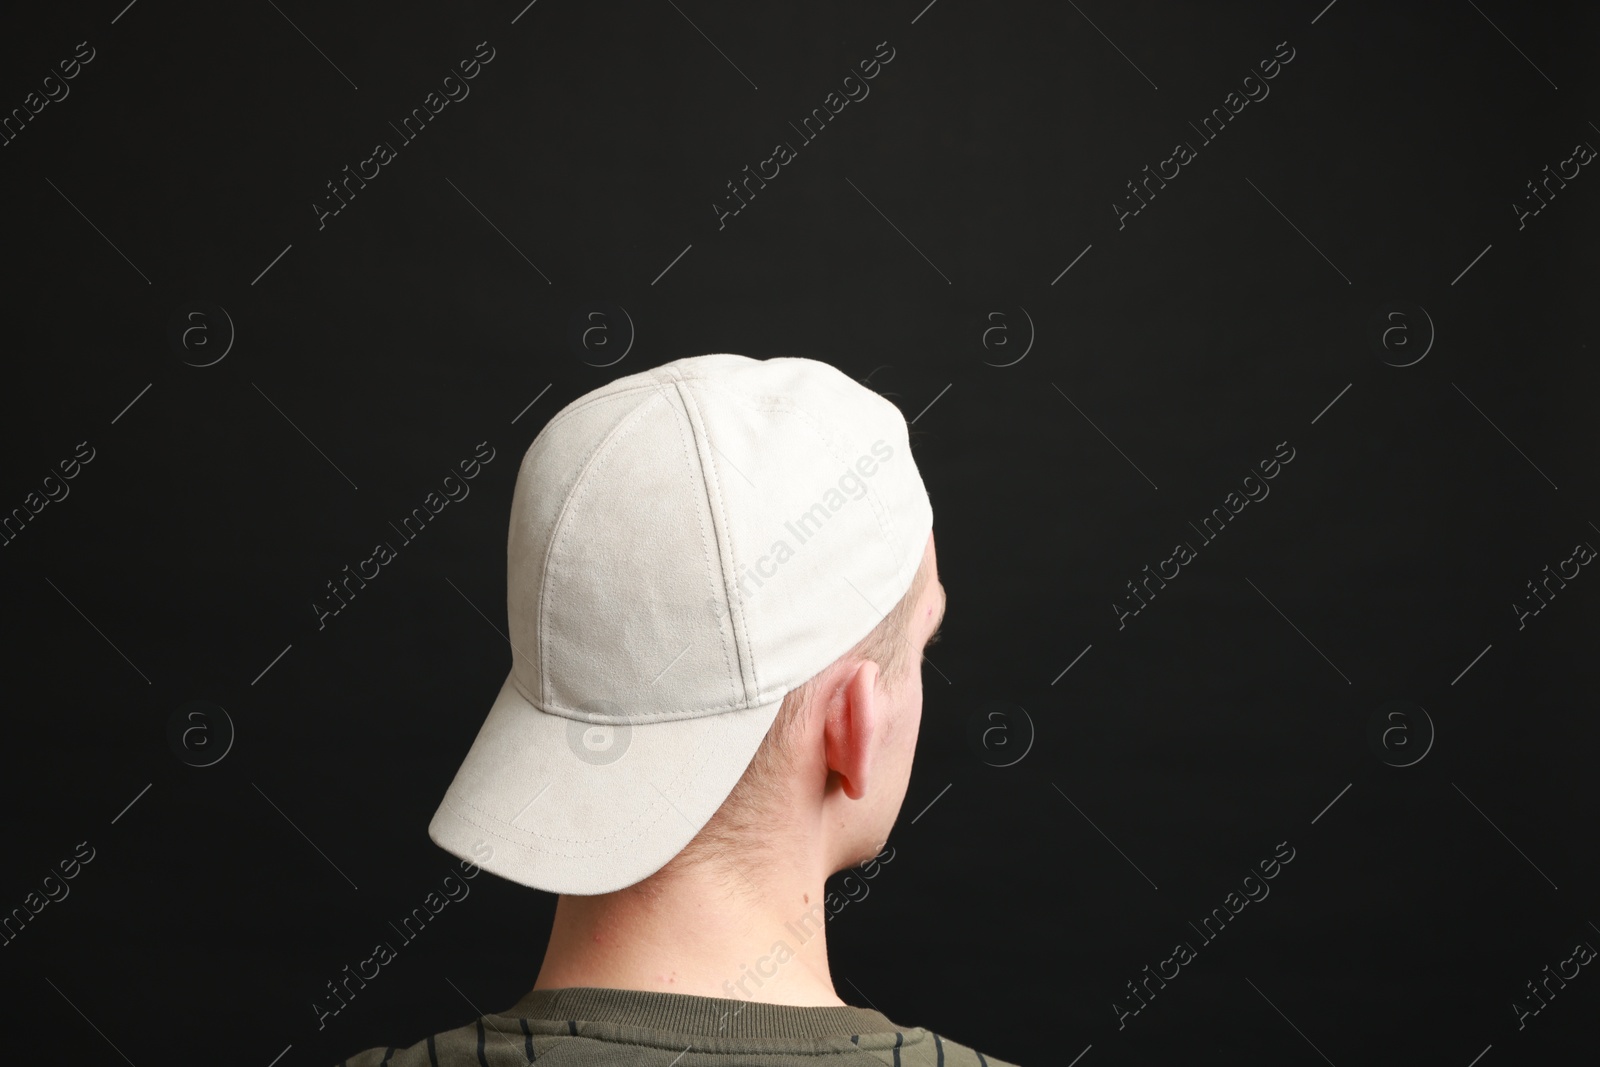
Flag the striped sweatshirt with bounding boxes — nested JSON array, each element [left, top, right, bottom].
[[339, 985, 1020, 1066]]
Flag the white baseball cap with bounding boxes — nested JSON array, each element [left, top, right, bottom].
[[428, 353, 934, 894]]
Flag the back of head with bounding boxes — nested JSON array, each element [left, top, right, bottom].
[[427, 353, 934, 895]]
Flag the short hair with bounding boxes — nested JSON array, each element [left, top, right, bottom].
[[668, 553, 934, 876]]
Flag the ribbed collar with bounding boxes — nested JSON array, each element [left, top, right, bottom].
[[502, 985, 901, 1040]]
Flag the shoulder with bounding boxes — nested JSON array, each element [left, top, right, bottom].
[[906, 1028, 1024, 1067], [338, 1017, 489, 1066]]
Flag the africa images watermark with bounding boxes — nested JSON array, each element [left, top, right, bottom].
[[1, 840, 97, 948], [1114, 840, 1296, 1029], [713, 40, 897, 230], [1113, 440, 1297, 629], [1512, 135, 1595, 231], [0, 38, 96, 149], [312, 441, 497, 629], [1, 440, 96, 548], [312, 841, 494, 1030], [1511, 931, 1596, 1031], [1114, 40, 1297, 230], [1512, 537, 1594, 630], [713, 438, 898, 619], [718, 845, 895, 1002], [313, 41, 497, 230]]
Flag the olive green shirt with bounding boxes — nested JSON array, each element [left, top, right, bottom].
[[340, 985, 1020, 1066]]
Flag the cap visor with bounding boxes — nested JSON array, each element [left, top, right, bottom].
[[429, 673, 786, 895]]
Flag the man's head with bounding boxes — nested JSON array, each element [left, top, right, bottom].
[[669, 531, 945, 885], [427, 354, 937, 896]]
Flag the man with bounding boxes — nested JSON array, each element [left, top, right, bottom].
[[341, 353, 1019, 1065]]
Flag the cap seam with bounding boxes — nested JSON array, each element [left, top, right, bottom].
[[519, 672, 794, 720], [669, 371, 759, 701], [660, 373, 745, 711], [531, 377, 695, 444]]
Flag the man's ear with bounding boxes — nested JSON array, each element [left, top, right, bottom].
[[824, 659, 880, 800]]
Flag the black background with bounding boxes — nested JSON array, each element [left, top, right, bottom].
[[2, 1, 1597, 1064]]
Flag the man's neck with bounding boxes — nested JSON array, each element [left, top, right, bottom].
[[531, 848, 848, 1007]]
